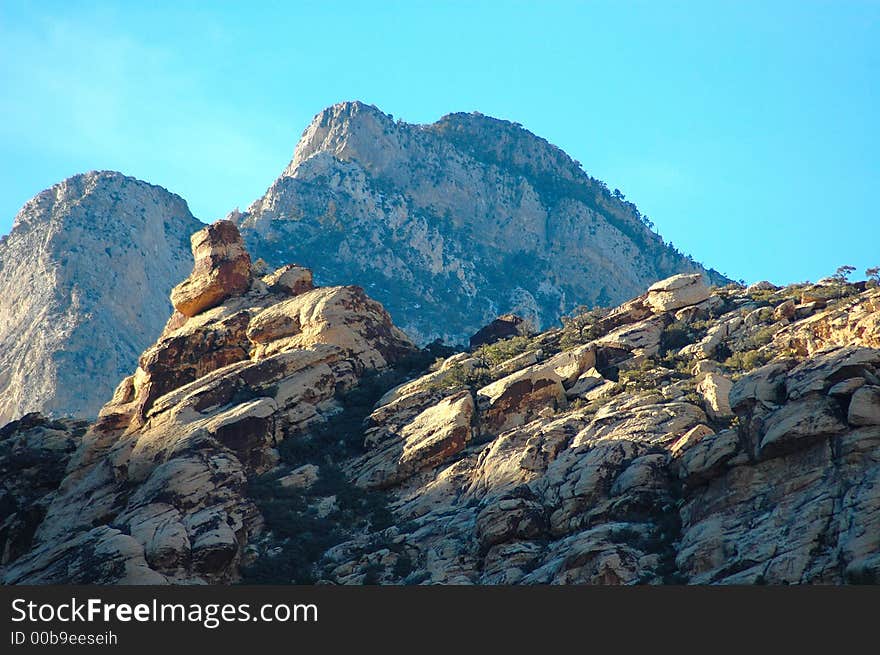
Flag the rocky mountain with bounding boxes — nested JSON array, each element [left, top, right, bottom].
[[235, 101, 726, 345], [0, 171, 203, 424], [0, 103, 727, 424], [3, 223, 878, 585]]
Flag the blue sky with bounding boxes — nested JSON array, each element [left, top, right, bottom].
[[1, 1, 877, 284]]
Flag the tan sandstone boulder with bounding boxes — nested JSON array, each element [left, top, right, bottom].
[[170, 220, 252, 317], [477, 365, 567, 433], [646, 273, 711, 313], [697, 373, 734, 420]]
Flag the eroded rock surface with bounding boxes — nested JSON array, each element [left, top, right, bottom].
[[0, 172, 203, 423], [3, 270, 880, 586], [1, 223, 415, 584], [235, 101, 727, 344]]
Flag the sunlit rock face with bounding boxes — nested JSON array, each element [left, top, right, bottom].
[[236, 101, 726, 345], [4, 268, 879, 586], [0, 171, 203, 424], [1, 223, 416, 584]]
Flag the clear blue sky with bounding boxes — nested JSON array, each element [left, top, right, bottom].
[[1, 1, 877, 284]]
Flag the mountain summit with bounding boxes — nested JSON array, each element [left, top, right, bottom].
[[236, 101, 726, 344], [0, 103, 726, 423], [0, 171, 202, 424]]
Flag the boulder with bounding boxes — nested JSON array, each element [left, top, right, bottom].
[[566, 368, 605, 398], [469, 314, 531, 348], [773, 299, 797, 321], [646, 274, 711, 312], [596, 316, 665, 356], [697, 373, 734, 420], [828, 378, 866, 397], [353, 391, 475, 488], [279, 464, 320, 490], [477, 365, 566, 433], [246, 286, 415, 368], [170, 220, 252, 318], [729, 360, 796, 413], [262, 264, 314, 295], [543, 344, 597, 387], [747, 281, 778, 293], [758, 396, 847, 457], [848, 386, 880, 426], [785, 347, 880, 400], [670, 424, 715, 456]]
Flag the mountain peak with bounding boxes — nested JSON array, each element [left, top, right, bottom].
[[10, 170, 190, 234], [0, 171, 202, 423], [240, 103, 725, 346], [286, 101, 396, 175]]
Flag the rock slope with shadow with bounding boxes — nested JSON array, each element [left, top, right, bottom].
[[236, 101, 727, 345], [2, 234, 878, 585]]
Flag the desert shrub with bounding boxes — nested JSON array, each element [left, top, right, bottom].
[[473, 335, 534, 366], [659, 321, 691, 355], [724, 349, 767, 371], [750, 326, 779, 348], [423, 363, 491, 391], [242, 464, 395, 585], [713, 341, 733, 363], [747, 289, 776, 303], [559, 307, 608, 349]]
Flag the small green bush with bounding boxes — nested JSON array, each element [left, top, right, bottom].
[[660, 321, 691, 355], [472, 335, 534, 366], [724, 349, 767, 371]]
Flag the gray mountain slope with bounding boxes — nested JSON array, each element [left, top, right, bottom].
[[236, 101, 727, 344], [0, 171, 203, 423]]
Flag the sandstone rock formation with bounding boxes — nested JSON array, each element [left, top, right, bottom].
[[646, 273, 711, 312], [1, 223, 415, 584], [469, 314, 532, 348], [4, 266, 878, 586], [170, 220, 252, 317], [0, 413, 88, 565], [235, 101, 727, 344], [0, 171, 203, 424]]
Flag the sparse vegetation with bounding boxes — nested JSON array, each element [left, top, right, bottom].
[[559, 306, 608, 349], [659, 321, 691, 355], [242, 348, 441, 584], [724, 348, 767, 371], [472, 335, 534, 366], [424, 362, 491, 391], [832, 265, 856, 285]]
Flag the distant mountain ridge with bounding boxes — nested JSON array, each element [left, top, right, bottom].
[[0, 171, 202, 424], [0, 102, 726, 423], [236, 101, 727, 344]]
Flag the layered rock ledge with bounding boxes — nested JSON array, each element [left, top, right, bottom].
[[2, 256, 879, 585]]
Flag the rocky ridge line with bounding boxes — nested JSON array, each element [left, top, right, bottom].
[[236, 100, 727, 345], [2, 238, 878, 584]]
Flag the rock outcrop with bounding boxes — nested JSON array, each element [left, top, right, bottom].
[[170, 220, 252, 317], [0, 171, 203, 424], [646, 273, 711, 312], [235, 101, 727, 344], [0, 103, 729, 423], [303, 277, 879, 585], [469, 314, 532, 348], [6, 268, 878, 585], [0, 414, 88, 565], [1, 222, 416, 584]]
